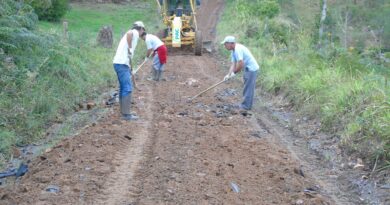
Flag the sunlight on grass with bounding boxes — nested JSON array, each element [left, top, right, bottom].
[[39, 3, 159, 40]]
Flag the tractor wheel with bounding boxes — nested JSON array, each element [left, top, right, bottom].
[[194, 30, 202, 56]]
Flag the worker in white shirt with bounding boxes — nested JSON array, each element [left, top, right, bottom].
[[112, 21, 145, 120], [140, 32, 168, 81]]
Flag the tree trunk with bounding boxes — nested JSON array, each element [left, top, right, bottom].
[[336, 7, 350, 50], [343, 10, 349, 49], [318, 0, 327, 47], [63, 21, 68, 40], [96, 26, 113, 48]]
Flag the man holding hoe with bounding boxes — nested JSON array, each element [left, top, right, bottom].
[[140, 32, 168, 81], [112, 21, 145, 121], [222, 36, 259, 111]]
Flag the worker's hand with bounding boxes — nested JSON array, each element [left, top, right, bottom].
[[132, 70, 136, 75], [223, 72, 236, 81], [128, 49, 132, 58], [144, 57, 149, 62]]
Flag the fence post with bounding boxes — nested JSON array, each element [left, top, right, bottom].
[[63, 21, 68, 40]]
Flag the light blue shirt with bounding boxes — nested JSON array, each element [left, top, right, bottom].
[[231, 43, 259, 72]]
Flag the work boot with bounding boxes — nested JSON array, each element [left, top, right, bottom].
[[146, 76, 153, 81], [157, 70, 163, 81], [153, 69, 158, 81], [120, 93, 139, 121], [147, 67, 155, 81], [238, 105, 252, 117], [119, 96, 124, 114], [122, 113, 139, 121]]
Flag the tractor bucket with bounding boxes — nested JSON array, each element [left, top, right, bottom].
[[203, 41, 213, 53]]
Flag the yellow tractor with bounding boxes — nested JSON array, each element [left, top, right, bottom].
[[156, 0, 203, 56]]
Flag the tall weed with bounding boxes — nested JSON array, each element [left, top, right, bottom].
[[218, 0, 390, 164]]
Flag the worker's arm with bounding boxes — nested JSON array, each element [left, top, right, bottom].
[[224, 62, 237, 81], [228, 59, 243, 74], [228, 62, 236, 75], [146, 48, 153, 58], [126, 31, 133, 55], [233, 60, 244, 73]]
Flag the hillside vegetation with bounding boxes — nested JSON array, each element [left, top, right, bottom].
[[218, 0, 389, 167], [1, 0, 388, 170], [0, 0, 156, 165]]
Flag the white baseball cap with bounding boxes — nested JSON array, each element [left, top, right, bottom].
[[221, 36, 236, 44], [133, 21, 145, 28]]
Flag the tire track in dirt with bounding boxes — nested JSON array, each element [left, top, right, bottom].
[[119, 55, 335, 205], [0, 54, 334, 205], [197, 0, 225, 41], [194, 55, 221, 83], [0, 1, 338, 204], [253, 108, 354, 205], [95, 80, 155, 204]]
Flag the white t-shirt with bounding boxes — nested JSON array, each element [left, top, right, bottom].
[[113, 29, 140, 65], [145, 34, 164, 51], [231, 43, 259, 72]]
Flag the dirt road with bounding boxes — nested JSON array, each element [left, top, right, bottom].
[[0, 1, 336, 204], [0, 56, 333, 204]]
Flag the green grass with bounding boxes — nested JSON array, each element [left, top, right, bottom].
[[217, 0, 390, 166], [0, 1, 161, 165], [39, 3, 157, 40]]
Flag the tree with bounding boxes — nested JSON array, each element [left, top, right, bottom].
[[26, 0, 69, 22], [318, 0, 327, 48]]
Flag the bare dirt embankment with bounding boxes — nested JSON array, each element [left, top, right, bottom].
[[2, 1, 381, 205]]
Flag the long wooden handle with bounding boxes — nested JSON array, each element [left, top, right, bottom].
[[189, 79, 226, 102], [133, 59, 148, 74], [129, 57, 137, 89]]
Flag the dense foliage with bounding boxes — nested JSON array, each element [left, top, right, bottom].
[[0, 0, 104, 159], [0, 0, 156, 166], [25, 0, 69, 21], [218, 0, 389, 166]]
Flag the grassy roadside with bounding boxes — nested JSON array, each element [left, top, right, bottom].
[[217, 0, 389, 166], [38, 2, 160, 72], [0, 1, 161, 167]]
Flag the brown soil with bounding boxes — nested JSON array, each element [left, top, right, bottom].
[[197, 0, 224, 41], [0, 1, 337, 204], [0, 57, 333, 204]]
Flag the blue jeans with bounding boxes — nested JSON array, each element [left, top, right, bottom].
[[153, 54, 165, 71], [113, 64, 132, 97]]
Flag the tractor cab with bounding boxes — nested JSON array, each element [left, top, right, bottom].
[[168, 0, 191, 16], [157, 0, 203, 55]]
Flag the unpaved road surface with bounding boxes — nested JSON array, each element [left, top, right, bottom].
[[0, 1, 338, 204], [0, 58, 333, 205]]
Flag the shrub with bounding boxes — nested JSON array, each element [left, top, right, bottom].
[[29, 0, 69, 22], [235, 0, 280, 20], [0, 0, 87, 156], [257, 0, 280, 19], [267, 18, 291, 47]]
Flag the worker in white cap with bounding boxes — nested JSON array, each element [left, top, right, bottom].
[[112, 21, 145, 121], [221, 35, 259, 111]]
